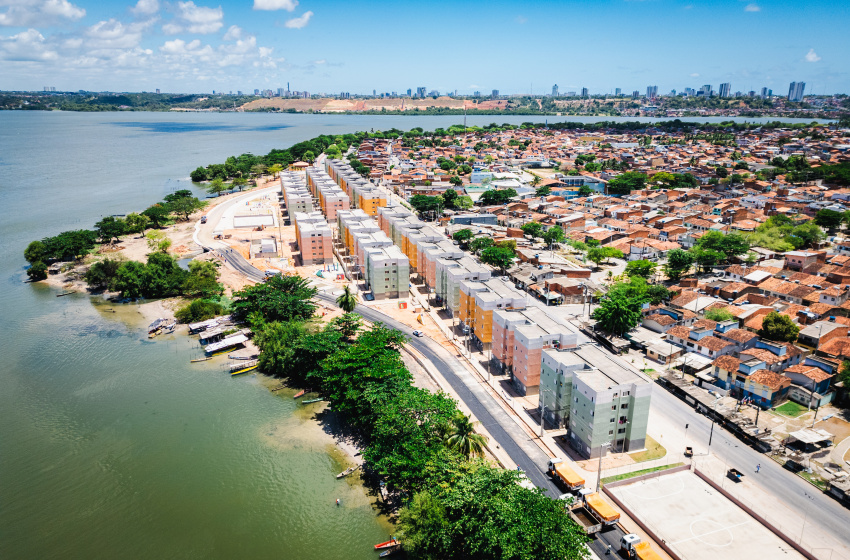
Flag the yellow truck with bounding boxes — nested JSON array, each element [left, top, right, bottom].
[[583, 492, 620, 526], [547, 458, 585, 492], [621, 534, 664, 560]]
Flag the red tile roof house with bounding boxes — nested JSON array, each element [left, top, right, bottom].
[[665, 326, 736, 359]]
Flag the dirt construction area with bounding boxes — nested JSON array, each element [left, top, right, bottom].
[[607, 469, 805, 560]]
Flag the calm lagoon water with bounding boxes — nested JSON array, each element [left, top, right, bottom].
[[0, 111, 829, 559]]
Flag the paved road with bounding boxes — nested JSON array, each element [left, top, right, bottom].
[[316, 292, 563, 497], [649, 381, 850, 553]]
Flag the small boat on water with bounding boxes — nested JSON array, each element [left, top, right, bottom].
[[336, 466, 358, 479], [302, 397, 323, 404], [230, 359, 259, 376], [379, 548, 399, 558], [228, 354, 258, 360], [148, 318, 166, 334], [293, 390, 306, 399], [190, 357, 211, 363], [374, 538, 399, 550]]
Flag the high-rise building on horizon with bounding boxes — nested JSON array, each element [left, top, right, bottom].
[[580, 87, 588, 97], [406, 88, 412, 97], [684, 87, 696, 96], [788, 81, 806, 102], [416, 86, 426, 98], [474, 91, 480, 97], [552, 84, 559, 97], [699, 84, 711, 97], [632, 90, 640, 99], [615, 88, 622, 96], [492, 89, 499, 98], [646, 85, 658, 99], [719, 83, 731, 98]]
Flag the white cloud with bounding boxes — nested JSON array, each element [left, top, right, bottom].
[[690, 72, 700, 77], [284, 10, 312, 29], [130, 0, 159, 16], [0, 0, 85, 26], [311, 59, 325, 64], [222, 24, 240, 40], [805, 48, 821, 62], [253, 0, 297, 11], [0, 27, 58, 60], [744, 3, 760, 11], [85, 18, 152, 50], [163, 1, 223, 34]]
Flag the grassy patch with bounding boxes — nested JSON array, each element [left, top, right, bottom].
[[642, 368, 656, 373], [602, 463, 685, 485], [799, 470, 828, 490], [628, 435, 667, 463], [774, 401, 808, 418]]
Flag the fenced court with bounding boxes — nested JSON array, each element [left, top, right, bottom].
[[607, 469, 806, 560]]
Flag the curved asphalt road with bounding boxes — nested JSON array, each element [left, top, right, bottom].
[[315, 293, 563, 498]]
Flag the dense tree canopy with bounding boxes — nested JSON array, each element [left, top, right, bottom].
[[606, 171, 647, 195], [757, 311, 800, 342], [231, 274, 318, 324]]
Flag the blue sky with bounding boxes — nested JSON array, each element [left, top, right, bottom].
[[0, 0, 847, 95]]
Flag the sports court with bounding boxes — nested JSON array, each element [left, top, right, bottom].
[[607, 470, 805, 560]]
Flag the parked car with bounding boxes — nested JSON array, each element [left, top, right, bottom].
[[412, 330, 424, 337]]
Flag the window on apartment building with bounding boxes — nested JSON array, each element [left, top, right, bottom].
[[610, 417, 615, 423], [609, 430, 614, 436], [623, 391, 629, 396], [618, 428, 626, 434], [619, 415, 628, 424], [621, 403, 628, 409], [611, 405, 616, 411]]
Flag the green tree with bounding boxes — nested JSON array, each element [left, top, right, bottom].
[[27, 261, 48, 281], [521, 222, 544, 239], [838, 361, 850, 388], [606, 171, 647, 195], [814, 209, 842, 232], [592, 288, 643, 336], [168, 196, 206, 221], [330, 313, 362, 340], [24, 240, 45, 264], [690, 247, 724, 274], [183, 260, 223, 298], [336, 285, 357, 313], [715, 166, 728, 178], [190, 166, 209, 182], [40, 230, 98, 261], [452, 229, 473, 244], [757, 311, 800, 342], [445, 412, 487, 458], [397, 491, 450, 560], [535, 185, 551, 197], [230, 177, 247, 192], [480, 246, 514, 273], [124, 212, 150, 235], [455, 195, 473, 210], [94, 216, 126, 244], [175, 299, 226, 323], [542, 226, 565, 248], [586, 246, 607, 268], [142, 204, 171, 228], [207, 178, 228, 197], [578, 185, 594, 197], [664, 248, 695, 281], [442, 188, 459, 209], [163, 189, 193, 203], [478, 188, 517, 206], [231, 274, 318, 325], [625, 259, 657, 279], [449, 175, 463, 187], [85, 258, 123, 290], [788, 221, 825, 249], [470, 237, 494, 253], [255, 320, 308, 378]]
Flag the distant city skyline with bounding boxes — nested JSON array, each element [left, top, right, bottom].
[[1, 0, 847, 94]]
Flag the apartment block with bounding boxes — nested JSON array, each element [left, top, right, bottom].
[[306, 166, 350, 221], [435, 256, 492, 316], [293, 211, 333, 265], [539, 346, 651, 458], [281, 176, 313, 222], [365, 245, 410, 300], [325, 159, 390, 216], [458, 278, 527, 350], [419, 241, 464, 290], [491, 308, 582, 396]]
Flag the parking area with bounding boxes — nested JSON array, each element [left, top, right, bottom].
[[607, 470, 805, 560]]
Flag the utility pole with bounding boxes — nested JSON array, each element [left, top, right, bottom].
[[595, 442, 611, 492]]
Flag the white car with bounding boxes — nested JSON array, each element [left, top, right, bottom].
[[412, 330, 424, 337]]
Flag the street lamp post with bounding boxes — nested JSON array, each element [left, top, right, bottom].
[[707, 396, 722, 455]]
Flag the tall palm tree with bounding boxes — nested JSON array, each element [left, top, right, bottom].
[[445, 412, 488, 458], [336, 285, 357, 313]]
